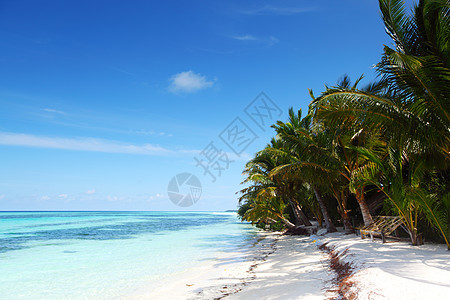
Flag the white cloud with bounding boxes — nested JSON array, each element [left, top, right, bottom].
[[136, 130, 156, 135], [0, 132, 252, 163], [0, 132, 176, 156], [107, 195, 124, 202], [242, 5, 315, 15], [40, 195, 50, 201], [86, 189, 96, 195], [169, 71, 214, 93], [44, 108, 65, 114], [58, 194, 68, 199], [149, 193, 165, 201], [230, 35, 279, 46], [232, 34, 258, 41], [134, 130, 172, 137]]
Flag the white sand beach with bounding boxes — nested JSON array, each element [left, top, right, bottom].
[[226, 234, 332, 300], [137, 230, 450, 300], [319, 232, 450, 300]]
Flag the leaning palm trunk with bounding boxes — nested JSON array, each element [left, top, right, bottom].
[[289, 199, 312, 226], [313, 186, 337, 233], [279, 218, 296, 229], [264, 217, 296, 229], [355, 188, 373, 226], [298, 207, 312, 226]]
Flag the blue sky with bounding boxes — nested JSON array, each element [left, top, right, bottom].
[[0, 0, 393, 211]]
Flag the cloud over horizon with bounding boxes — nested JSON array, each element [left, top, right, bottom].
[[0, 132, 252, 162], [0, 132, 177, 156], [168, 70, 215, 93]]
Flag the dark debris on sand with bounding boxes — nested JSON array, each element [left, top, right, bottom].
[[319, 242, 358, 300]]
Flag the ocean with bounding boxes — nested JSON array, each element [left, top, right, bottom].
[[0, 211, 259, 299]]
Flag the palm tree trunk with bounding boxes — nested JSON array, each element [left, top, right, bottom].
[[356, 188, 373, 226], [289, 200, 312, 226], [316, 213, 323, 227], [267, 217, 296, 229], [268, 216, 296, 229], [409, 228, 423, 246], [339, 200, 355, 234], [343, 217, 354, 234], [298, 207, 312, 226], [334, 190, 355, 234], [313, 186, 337, 233], [281, 218, 296, 229]]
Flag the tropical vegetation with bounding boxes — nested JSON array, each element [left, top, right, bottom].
[[237, 0, 449, 249]]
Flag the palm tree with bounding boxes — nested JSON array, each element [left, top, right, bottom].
[[309, 0, 449, 166], [378, 0, 449, 152], [239, 182, 297, 230], [266, 139, 313, 226], [269, 108, 338, 233], [238, 162, 295, 229], [336, 122, 388, 227], [238, 0, 449, 247], [238, 142, 312, 229], [353, 145, 449, 248], [309, 0, 449, 245]]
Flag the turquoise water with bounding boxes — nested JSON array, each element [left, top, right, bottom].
[[0, 211, 258, 299]]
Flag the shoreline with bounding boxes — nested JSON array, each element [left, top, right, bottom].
[[130, 231, 282, 299], [133, 231, 333, 299], [135, 229, 450, 300]]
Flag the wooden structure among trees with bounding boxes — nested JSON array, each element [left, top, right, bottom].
[[360, 216, 405, 243]]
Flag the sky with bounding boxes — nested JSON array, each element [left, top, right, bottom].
[[0, 0, 395, 211]]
